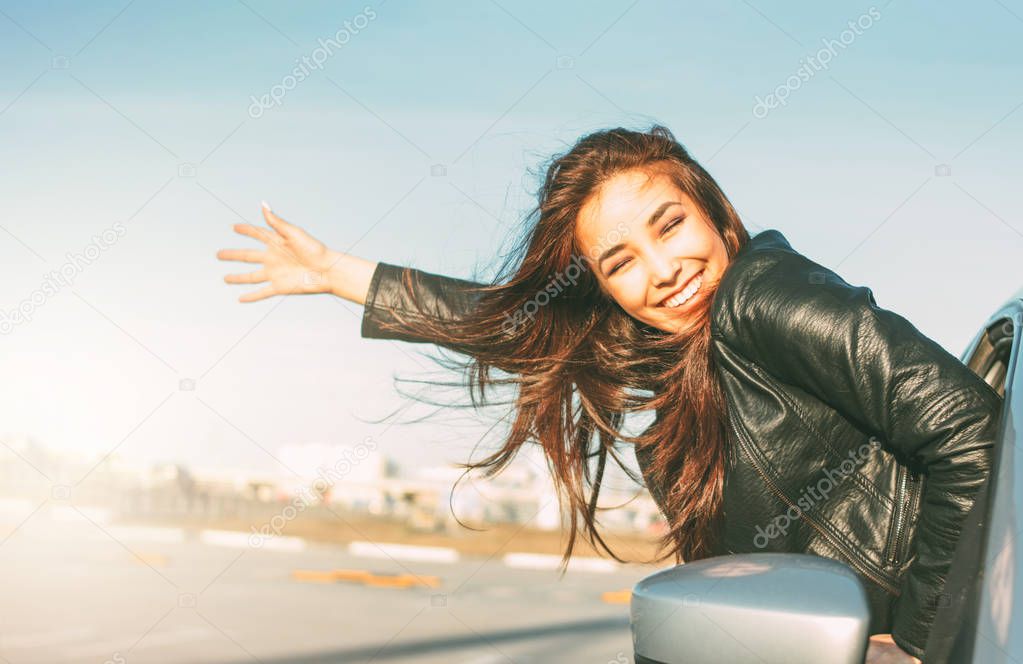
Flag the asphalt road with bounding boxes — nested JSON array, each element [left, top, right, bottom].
[[0, 504, 657, 663]]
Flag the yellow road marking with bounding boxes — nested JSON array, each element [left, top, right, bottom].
[[291, 570, 338, 583], [292, 569, 440, 589], [601, 589, 632, 604], [132, 553, 167, 567]]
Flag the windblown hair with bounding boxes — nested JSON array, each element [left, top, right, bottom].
[[372, 125, 750, 566]]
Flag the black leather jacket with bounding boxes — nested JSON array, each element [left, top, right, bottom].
[[359, 229, 1002, 661]]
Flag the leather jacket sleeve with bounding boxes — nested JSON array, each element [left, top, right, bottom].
[[713, 249, 1003, 660], [360, 261, 487, 347]]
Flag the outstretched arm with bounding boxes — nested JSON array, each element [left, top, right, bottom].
[[359, 261, 487, 345], [217, 202, 487, 348]]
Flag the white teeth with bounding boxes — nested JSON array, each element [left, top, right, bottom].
[[661, 272, 703, 308]]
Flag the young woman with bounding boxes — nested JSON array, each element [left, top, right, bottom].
[[217, 126, 1002, 663]]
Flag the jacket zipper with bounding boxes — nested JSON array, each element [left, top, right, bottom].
[[725, 407, 900, 595], [889, 469, 919, 568], [885, 465, 909, 567]]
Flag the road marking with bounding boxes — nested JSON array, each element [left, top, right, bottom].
[[363, 572, 440, 589], [292, 569, 339, 583], [348, 541, 459, 563], [292, 568, 440, 588], [200, 529, 305, 552], [502, 552, 619, 573], [131, 552, 168, 567], [601, 589, 632, 604], [108, 525, 184, 543], [48, 505, 112, 524]]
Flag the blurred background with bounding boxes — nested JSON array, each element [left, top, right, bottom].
[[0, 1, 1021, 662]]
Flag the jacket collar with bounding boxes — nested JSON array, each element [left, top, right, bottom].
[[709, 228, 794, 320], [736, 228, 792, 260]]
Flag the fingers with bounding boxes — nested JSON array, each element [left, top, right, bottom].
[[223, 269, 267, 285], [261, 201, 297, 239], [232, 223, 278, 245], [217, 248, 266, 263], [238, 284, 278, 303]]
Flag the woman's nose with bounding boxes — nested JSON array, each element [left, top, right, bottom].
[[650, 254, 682, 287]]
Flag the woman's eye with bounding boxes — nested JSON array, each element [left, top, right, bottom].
[[660, 217, 684, 236], [608, 257, 631, 275]]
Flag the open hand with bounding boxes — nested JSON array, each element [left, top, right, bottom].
[[217, 202, 343, 302]]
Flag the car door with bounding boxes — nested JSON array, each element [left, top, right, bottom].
[[924, 292, 1022, 662]]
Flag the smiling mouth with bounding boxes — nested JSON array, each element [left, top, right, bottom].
[[657, 269, 706, 308]]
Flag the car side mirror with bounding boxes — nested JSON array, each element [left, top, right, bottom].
[[630, 552, 871, 664]]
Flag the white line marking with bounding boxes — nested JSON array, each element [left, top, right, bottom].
[[200, 529, 305, 551], [502, 552, 618, 573], [48, 505, 112, 524], [348, 541, 459, 563], [108, 525, 185, 543]]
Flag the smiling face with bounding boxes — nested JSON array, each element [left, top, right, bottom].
[[575, 169, 731, 334]]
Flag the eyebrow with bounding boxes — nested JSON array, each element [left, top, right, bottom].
[[594, 201, 682, 271]]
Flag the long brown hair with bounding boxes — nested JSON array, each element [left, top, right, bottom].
[[370, 125, 750, 566]]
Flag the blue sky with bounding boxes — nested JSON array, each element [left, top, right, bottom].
[[1, 0, 1021, 483]]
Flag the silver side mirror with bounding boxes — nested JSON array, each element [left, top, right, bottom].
[[631, 553, 871, 664]]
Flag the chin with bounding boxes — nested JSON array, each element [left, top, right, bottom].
[[648, 304, 705, 334], [643, 315, 683, 335]]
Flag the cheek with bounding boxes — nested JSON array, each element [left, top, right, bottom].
[[610, 271, 650, 313], [670, 228, 714, 255]]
